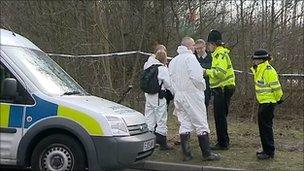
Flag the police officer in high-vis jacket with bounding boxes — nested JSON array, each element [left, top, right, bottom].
[[250, 49, 283, 159], [204, 30, 235, 150]]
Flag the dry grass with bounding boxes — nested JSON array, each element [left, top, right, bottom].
[[148, 106, 304, 171]]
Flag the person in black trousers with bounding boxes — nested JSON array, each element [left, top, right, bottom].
[[250, 49, 283, 159], [194, 39, 212, 110], [204, 30, 236, 150]]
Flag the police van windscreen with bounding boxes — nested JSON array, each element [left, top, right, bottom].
[[1, 45, 88, 96]]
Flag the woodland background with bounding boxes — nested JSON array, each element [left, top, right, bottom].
[[1, 0, 303, 120]]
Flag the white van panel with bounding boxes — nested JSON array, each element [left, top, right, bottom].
[[0, 29, 41, 51], [0, 128, 22, 160], [57, 96, 146, 126]]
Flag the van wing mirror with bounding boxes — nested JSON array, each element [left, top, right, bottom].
[[1, 78, 17, 100]]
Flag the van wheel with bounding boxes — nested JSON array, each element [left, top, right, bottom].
[[31, 134, 86, 171]]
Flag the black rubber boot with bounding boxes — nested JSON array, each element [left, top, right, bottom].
[[155, 132, 161, 145], [256, 151, 274, 160], [180, 133, 193, 161], [198, 133, 220, 161], [155, 132, 173, 151], [210, 143, 229, 150]]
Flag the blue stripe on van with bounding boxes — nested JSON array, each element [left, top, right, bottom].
[[9, 105, 24, 128], [25, 96, 58, 128]]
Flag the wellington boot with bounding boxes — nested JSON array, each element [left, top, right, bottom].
[[180, 133, 193, 161], [198, 133, 220, 161]]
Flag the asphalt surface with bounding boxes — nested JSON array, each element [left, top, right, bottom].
[[0, 166, 143, 171], [1, 160, 245, 171]]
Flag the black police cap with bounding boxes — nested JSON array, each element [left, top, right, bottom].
[[207, 29, 223, 44], [252, 49, 270, 59]]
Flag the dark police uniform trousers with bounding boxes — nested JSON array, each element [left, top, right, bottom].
[[212, 86, 235, 147], [258, 103, 275, 155]]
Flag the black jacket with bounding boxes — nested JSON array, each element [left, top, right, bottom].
[[194, 50, 212, 91], [194, 50, 212, 70]]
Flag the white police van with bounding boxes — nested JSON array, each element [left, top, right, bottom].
[[0, 29, 155, 171]]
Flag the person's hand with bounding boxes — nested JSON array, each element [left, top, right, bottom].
[[277, 98, 284, 104], [203, 69, 207, 76]]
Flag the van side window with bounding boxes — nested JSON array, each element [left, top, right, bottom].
[[0, 62, 34, 105]]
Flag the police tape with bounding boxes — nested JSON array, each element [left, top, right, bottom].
[[234, 70, 304, 77], [47, 51, 304, 77], [48, 50, 140, 58]]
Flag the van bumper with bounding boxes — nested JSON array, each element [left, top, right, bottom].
[[91, 132, 155, 169]]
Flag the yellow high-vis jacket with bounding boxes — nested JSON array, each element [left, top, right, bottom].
[[206, 46, 235, 88], [250, 61, 283, 104]]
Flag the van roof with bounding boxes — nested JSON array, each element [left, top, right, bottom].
[[0, 29, 41, 51]]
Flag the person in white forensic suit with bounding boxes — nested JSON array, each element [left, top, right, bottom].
[[169, 37, 220, 161], [144, 45, 173, 150]]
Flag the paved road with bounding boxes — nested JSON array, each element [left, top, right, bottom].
[[0, 165, 145, 171], [1, 161, 244, 171]]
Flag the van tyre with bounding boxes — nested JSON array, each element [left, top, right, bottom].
[[31, 134, 86, 171]]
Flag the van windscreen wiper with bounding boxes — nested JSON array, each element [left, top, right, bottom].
[[62, 91, 81, 95]]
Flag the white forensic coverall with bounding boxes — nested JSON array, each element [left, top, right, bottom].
[[144, 55, 173, 136], [169, 46, 210, 135]]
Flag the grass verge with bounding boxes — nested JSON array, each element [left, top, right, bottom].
[[148, 109, 304, 171]]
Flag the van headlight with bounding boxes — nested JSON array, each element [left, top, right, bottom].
[[106, 116, 129, 136]]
